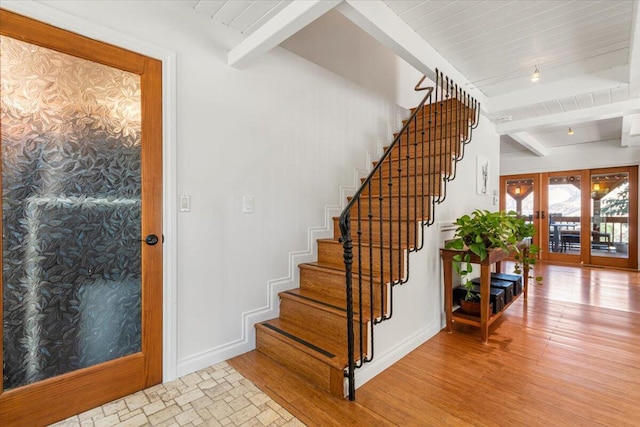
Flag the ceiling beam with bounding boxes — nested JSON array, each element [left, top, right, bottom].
[[509, 132, 548, 157], [336, 0, 487, 107], [621, 114, 640, 146], [488, 66, 629, 114], [496, 98, 640, 135], [228, 0, 342, 69]]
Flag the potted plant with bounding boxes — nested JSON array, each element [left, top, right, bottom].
[[446, 210, 542, 308]]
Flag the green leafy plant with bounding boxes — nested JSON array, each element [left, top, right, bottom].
[[445, 209, 542, 300]]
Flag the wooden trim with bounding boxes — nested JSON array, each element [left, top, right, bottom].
[[0, 9, 145, 73], [141, 56, 164, 387], [0, 355, 145, 426]]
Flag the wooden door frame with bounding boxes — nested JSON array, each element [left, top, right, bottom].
[[0, 9, 164, 425], [501, 167, 638, 270], [587, 166, 638, 269], [500, 173, 542, 254], [539, 170, 589, 264]]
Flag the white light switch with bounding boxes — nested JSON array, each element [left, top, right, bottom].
[[242, 196, 253, 213], [179, 195, 190, 212]]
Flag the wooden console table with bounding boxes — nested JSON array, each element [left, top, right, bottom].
[[440, 245, 529, 343]]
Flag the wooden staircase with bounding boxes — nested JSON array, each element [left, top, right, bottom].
[[255, 74, 479, 399]]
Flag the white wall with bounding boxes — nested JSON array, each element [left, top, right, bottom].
[[6, 0, 501, 386]]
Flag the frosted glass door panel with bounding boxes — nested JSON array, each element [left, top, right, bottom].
[[1, 36, 142, 389]]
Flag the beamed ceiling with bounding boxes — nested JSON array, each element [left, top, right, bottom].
[[185, 0, 640, 156]]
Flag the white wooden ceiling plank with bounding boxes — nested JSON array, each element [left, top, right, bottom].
[[592, 89, 612, 106], [398, 0, 455, 24], [575, 93, 596, 110], [229, 0, 281, 33], [531, 103, 551, 117], [558, 97, 580, 112], [410, 1, 484, 33], [545, 100, 565, 115], [244, 0, 292, 35], [382, 1, 424, 16], [182, 0, 200, 9], [192, 0, 226, 18], [452, 6, 631, 60], [215, 0, 253, 26], [472, 38, 629, 84], [423, 1, 552, 48], [610, 86, 630, 104], [461, 34, 630, 85], [425, 1, 542, 51], [440, 0, 601, 56]]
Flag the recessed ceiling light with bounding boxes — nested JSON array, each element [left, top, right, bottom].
[[531, 66, 540, 82], [568, 127, 574, 135]]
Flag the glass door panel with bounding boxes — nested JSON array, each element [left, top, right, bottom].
[[1, 35, 142, 390], [591, 172, 629, 259], [501, 174, 540, 255], [547, 174, 582, 256]]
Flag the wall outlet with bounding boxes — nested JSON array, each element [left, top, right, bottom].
[[242, 196, 253, 213]]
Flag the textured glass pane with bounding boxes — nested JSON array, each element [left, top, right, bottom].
[[1, 36, 141, 390]]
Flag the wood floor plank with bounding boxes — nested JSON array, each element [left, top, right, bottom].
[[229, 262, 640, 426]]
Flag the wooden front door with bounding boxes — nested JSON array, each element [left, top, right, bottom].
[[0, 10, 163, 426]]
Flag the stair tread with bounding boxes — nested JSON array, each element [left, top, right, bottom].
[[317, 237, 405, 250], [257, 317, 348, 370]]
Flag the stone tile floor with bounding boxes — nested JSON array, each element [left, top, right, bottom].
[[51, 362, 305, 427]]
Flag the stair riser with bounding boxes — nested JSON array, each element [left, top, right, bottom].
[[388, 140, 461, 159], [256, 327, 345, 397], [394, 125, 469, 141], [376, 156, 454, 177], [279, 299, 368, 352], [404, 111, 476, 128], [318, 239, 405, 279], [299, 265, 390, 309], [360, 178, 442, 198], [347, 196, 431, 221], [333, 216, 419, 247], [411, 99, 476, 113]]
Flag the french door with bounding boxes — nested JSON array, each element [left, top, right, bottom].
[[0, 10, 163, 426], [501, 166, 637, 269]]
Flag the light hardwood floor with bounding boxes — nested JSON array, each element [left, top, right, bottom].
[[230, 262, 640, 426]]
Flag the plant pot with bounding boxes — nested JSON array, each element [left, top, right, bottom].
[[460, 299, 493, 316]]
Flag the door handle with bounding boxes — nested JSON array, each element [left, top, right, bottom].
[[535, 211, 540, 219], [144, 234, 159, 246], [541, 211, 546, 219]]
